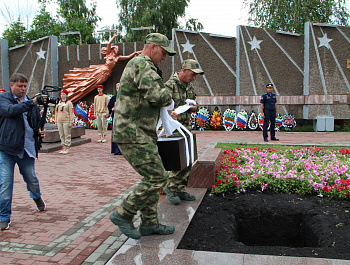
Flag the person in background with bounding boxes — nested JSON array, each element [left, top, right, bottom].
[[260, 83, 279, 142], [109, 33, 176, 240], [0, 73, 47, 230], [55, 89, 74, 154], [108, 83, 122, 155], [163, 59, 203, 205], [94, 85, 109, 143]]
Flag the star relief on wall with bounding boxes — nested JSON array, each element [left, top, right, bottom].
[[318, 33, 333, 49], [181, 40, 195, 54], [248, 36, 263, 50], [36, 48, 46, 60]]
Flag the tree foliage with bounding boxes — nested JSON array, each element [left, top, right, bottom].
[[56, 0, 101, 45], [26, 5, 63, 41], [117, 0, 190, 42], [244, 0, 350, 34], [1, 0, 101, 47], [1, 19, 27, 47]]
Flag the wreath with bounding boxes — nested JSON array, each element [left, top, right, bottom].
[[248, 111, 258, 130], [258, 113, 270, 130], [236, 109, 248, 130], [274, 114, 283, 131], [282, 114, 297, 131], [223, 109, 236, 131], [196, 107, 210, 131], [73, 101, 89, 127], [210, 107, 223, 130]]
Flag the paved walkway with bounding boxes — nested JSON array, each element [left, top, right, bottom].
[[0, 129, 349, 264]]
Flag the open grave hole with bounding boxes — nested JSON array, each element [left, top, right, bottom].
[[235, 209, 320, 248], [177, 191, 347, 258]]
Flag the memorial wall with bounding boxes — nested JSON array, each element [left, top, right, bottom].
[[1, 22, 349, 119]]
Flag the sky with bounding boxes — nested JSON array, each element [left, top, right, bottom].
[[0, 0, 249, 38]]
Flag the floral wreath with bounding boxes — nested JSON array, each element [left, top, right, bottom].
[[282, 114, 297, 131], [223, 109, 236, 131], [191, 112, 198, 130], [210, 107, 223, 130], [258, 112, 270, 130], [236, 109, 248, 130], [196, 107, 210, 131], [88, 103, 96, 129], [73, 101, 89, 127], [248, 110, 258, 130], [274, 114, 284, 131]]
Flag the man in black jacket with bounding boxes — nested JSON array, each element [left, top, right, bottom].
[[0, 73, 47, 230]]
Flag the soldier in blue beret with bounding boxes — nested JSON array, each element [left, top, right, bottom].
[[260, 83, 279, 142]]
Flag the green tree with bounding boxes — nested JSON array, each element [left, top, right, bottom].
[[244, 0, 350, 34], [56, 0, 101, 45], [185, 18, 204, 32], [117, 0, 190, 42], [26, 5, 63, 41], [1, 19, 27, 47]]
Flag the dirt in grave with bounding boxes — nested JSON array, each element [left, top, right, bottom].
[[178, 191, 350, 260]]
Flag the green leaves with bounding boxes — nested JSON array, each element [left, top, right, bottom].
[[117, 0, 191, 42], [244, 0, 350, 34]]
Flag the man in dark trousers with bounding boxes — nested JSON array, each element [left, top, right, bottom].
[[260, 83, 279, 142]]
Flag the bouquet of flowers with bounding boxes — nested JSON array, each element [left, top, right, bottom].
[[210, 107, 223, 130], [248, 111, 258, 130], [196, 107, 210, 131], [223, 109, 236, 131], [236, 109, 248, 130]]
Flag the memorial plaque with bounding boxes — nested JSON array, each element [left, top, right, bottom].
[[157, 134, 197, 171]]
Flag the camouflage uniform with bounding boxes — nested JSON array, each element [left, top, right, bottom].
[[113, 54, 172, 226], [164, 72, 196, 193]]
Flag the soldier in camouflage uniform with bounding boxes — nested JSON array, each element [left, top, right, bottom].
[[163, 59, 204, 205], [109, 33, 176, 239]]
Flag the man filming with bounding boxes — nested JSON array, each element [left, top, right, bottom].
[[0, 73, 47, 230]]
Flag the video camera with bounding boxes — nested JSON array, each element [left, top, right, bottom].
[[36, 85, 61, 106]]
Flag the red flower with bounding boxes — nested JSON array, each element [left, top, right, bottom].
[[345, 192, 349, 198], [217, 179, 222, 185], [224, 179, 229, 184]]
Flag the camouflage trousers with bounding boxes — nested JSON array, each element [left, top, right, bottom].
[[166, 164, 192, 193], [116, 142, 168, 226]]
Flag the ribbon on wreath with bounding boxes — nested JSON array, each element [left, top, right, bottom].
[[156, 99, 196, 167]]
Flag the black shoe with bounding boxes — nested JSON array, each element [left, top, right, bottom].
[[271, 138, 279, 141], [34, 197, 46, 211], [264, 138, 268, 142]]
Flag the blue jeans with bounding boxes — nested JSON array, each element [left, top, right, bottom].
[[0, 150, 42, 221]]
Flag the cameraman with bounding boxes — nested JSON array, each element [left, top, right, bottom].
[[0, 73, 47, 230]]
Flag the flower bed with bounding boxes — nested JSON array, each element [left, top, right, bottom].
[[213, 147, 350, 199]]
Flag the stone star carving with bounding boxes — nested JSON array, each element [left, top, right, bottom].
[[36, 48, 46, 60], [181, 40, 195, 54], [248, 36, 263, 50], [318, 33, 333, 49]]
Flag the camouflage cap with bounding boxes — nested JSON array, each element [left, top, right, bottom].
[[182, 59, 204, 75], [145, 33, 176, 56]]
